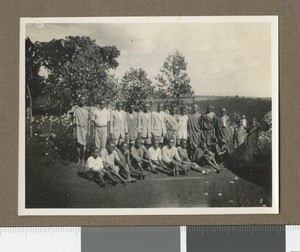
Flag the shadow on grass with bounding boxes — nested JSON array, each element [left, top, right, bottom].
[[227, 154, 272, 205], [77, 171, 89, 180]]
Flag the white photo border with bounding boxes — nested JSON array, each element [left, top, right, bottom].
[[19, 16, 279, 216]]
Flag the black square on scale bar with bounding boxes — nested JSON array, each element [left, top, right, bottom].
[[187, 226, 286, 252]]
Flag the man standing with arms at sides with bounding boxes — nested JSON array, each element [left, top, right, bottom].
[[110, 101, 128, 146], [241, 114, 247, 128], [233, 118, 247, 150], [188, 104, 202, 158], [126, 104, 139, 145], [68, 96, 90, 166], [151, 103, 167, 145], [215, 108, 230, 143], [165, 106, 179, 144], [200, 105, 216, 147], [177, 106, 189, 146], [138, 103, 152, 148], [245, 118, 260, 163], [91, 100, 110, 151]]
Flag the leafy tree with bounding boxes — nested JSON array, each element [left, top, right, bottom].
[[155, 51, 194, 104], [26, 38, 45, 107], [37, 36, 120, 110], [120, 68, 154, 106], [26, 38, 47, 137]]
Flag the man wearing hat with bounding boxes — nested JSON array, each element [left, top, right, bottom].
[[200, 104, 216, 146], [110, 101, 128, 145]]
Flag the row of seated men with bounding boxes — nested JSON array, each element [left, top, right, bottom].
[[85, 137, 228, 187]]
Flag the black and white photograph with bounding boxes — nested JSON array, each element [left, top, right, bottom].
[[19, 16, 278, 215]]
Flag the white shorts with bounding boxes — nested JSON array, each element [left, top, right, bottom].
[[86, 167, 105, 176], [177, 130, 187, 139]]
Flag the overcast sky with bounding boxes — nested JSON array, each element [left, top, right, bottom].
[[26, 21, 273, 97]]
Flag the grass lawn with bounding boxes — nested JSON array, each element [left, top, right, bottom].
[[25, 139, 271, 209]]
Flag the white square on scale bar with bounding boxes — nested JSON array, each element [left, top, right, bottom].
[[0, 227, 81, 252], [286, 226, 300, 252]]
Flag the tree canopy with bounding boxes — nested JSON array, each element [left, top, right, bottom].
[[26, 37, 196, 113], [26, 38, 45, 108], [26, 36, 120, 111], [120, 68, 154, 106], [155, 51, 194, 104]]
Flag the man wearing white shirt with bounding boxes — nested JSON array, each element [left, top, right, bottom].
[[101, 141, 127, 185], [151, 103, 167, 144], [148, 138, 173, 175], [110, 102, 128, 145], [161, 138, 188, 176], [138, 103, 152, 147], [126, 104, 139, 145], [241, 114, 247, 128], [177, 106, 189, 145], [91, 101, 110, 151], [85, 148, 117, 187]]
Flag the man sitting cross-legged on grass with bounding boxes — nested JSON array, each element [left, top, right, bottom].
[[161, 138, 188, 176], [85, 148, 117, 187], [116, 141, 145, 180], [130, 138, 156, 174], [148, 138, 174, 175], [193, 142, 222, 173], [100, 141, 128, 185], [177, 139, 207, 174]]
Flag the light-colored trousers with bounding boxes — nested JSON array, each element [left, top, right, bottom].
[[95, 126, 108, 150]]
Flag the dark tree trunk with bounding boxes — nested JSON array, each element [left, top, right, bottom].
[[26, 83, 33, 138]]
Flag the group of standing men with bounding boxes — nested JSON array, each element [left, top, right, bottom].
[[68, 94, 272, 185], [68, 96, 261, 187], [68, 97, 231, 160]]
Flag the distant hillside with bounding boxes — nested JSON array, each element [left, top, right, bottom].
[[33, 94, 272, 123], [194, 96, 271, 122]]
